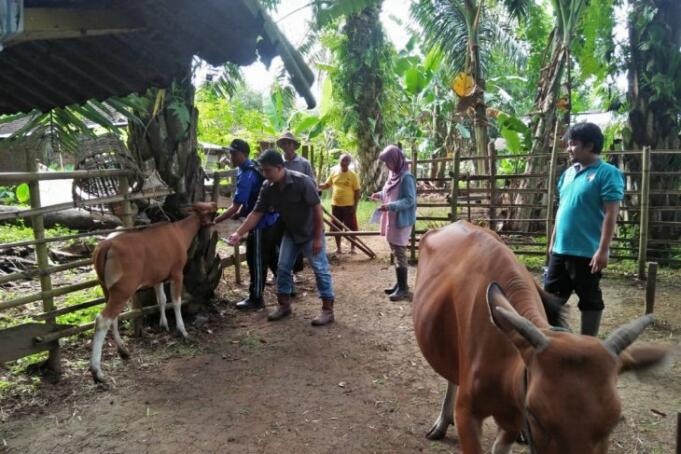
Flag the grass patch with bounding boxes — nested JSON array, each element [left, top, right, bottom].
[[56, 286, 104, 326]]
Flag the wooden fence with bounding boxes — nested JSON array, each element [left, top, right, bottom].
[[0, 164, 238, 370], [408, 146, 681, 275]]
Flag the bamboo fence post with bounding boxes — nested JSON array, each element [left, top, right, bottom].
[[27, 153, 61, 374], [488, 142, 497, 227], [410, 145, 418, 263], [450, 148, 460, 222], [645, 261, 657, 314], [545, 124, 561, 263], [676, 412, 680, 454], [234, 244, 242, 285], [466, 174, 471, 222], [638, 146, 651, 279]]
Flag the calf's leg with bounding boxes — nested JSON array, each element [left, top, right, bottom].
[[170, 275, 188, 338], [90, 313, 113, 384], [492, 428, 518, 454], [155, 283, 169, 331], [426, 381, 457, 440], [111, 317, 130, 360]]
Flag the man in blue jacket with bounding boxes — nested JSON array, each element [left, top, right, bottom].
[[545, 123, 624, 336], [215, 139, 278, 310]]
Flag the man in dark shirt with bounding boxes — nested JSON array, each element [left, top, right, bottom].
[[214, 139, 279, 310], [227, 150, 335, 326]]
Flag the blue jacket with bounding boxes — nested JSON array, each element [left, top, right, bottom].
[[384, 172, 416, 228]]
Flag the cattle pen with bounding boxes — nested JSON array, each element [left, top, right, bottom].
[[0, 163, 241, 371]]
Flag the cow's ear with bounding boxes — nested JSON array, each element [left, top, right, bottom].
[[487, 282, 550, 354], [486, 282, 517, 332], [618, 344, 673, 374]]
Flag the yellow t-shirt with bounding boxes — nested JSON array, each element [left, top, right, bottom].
[[325, 169, 360, 207]]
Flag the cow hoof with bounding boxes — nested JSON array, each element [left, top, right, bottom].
[[117, 347, 130, 360], [426, 418, 453, 440], [90, 368, 110, 389]]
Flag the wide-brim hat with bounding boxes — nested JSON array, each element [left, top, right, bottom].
[[276, 131, 301, 149]]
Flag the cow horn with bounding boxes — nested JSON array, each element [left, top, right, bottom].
[[495, 307, 550, 352], [603, 314, 655, 357]]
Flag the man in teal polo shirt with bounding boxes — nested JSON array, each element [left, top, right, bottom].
[[545, 122, 624, 336]]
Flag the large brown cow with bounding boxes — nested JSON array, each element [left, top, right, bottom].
[[413, 221, 670, 453]]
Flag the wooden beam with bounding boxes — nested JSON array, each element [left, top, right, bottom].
[[6, 8, 145, 46]]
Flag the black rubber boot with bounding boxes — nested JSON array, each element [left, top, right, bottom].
[[235, 297, 264, 311], [389, 267, 410, 302], [384, 269, 398, 295], [581, 310, 602, 337]]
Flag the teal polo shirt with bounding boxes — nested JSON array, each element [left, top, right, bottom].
[[553, 160, 624, 258]]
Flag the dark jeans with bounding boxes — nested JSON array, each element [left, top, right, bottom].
[[274, 219, 304, 273], [246, 224, 278, 301], [544, 253, 604, 311]]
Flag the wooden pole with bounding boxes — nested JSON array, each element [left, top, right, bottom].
[[645, 261, 658, 314], [450, 148, 460, 222], [410, 144, 418, 263], [321, 206, 375, 257], [545, 120, 561, 263], [322, 217, 375, 259], [27, 151, 61, 375], [466, 174, 471, 222], [638, 146, 651, 279], [234, 245, 242, 285], [676, 412, 680, 454], [488, 142, 496, 228]]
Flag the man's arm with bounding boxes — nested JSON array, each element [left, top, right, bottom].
[[353, 189, 360, 208], [590, 201, 619, 273], [319, 182, 332, 190], [312, 203, 324, 256], [214, 202, 242, 224], [227, 211, 264, 245]]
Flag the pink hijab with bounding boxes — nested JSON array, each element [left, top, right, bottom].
[[379, 144, 409, 194]]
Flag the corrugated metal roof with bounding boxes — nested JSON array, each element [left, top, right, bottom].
[[0, 0, 315, 115]]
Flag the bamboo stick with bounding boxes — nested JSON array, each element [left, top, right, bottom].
[[0, 279, 99, 311], [322, 216, 375, 259], [33, 297, 106, 321], [638, 146, 651, 279], [410, 146, 418, 263], [450, 148, 460, 222], [0, 169, 133, 184], [645, 262, 658, 314], [0, 188, 174, 221], [26, 152, 61, 373], [545, 120, 561, 263], [0, 258, 92, 285], [321, 206, 374, 255]]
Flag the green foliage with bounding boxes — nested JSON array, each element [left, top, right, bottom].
[[0, 185, 19, 205], [497, 112, 531, 153], [0, 221, 75, 243], [314, 0, 383, 29], [56, 286, 104, 326]]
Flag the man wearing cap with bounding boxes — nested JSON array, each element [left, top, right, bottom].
[[214, 139, 279, 310], [227, 149, 336, 326]]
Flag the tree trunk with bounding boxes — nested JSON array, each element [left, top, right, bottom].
[[625, 0, 681, 253], [339, 5, 389, 195], [127, 70, 221, 311], [512, 29, 569, 231]]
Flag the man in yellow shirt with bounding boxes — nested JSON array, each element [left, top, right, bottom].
[[320, 153, 360, 254]]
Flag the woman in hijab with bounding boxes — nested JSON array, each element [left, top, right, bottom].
[[370, 144, 417, 301]]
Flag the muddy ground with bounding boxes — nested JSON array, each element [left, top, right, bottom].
[[1, 236, 679, 454]]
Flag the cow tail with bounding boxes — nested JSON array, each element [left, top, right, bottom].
[[93, 241, 112, 301]]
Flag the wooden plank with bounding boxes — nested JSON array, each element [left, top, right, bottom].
[[0, 169, 132, 184], [645, 262, 657, 314], [0, 258, 91, 285], [33, 297, 106, 321], [0, 323, 71, 363], [0, 279, 99, 311]]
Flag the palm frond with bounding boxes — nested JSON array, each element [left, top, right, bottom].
[[204, 62, 244, 99]]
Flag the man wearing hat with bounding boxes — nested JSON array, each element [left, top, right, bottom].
[[214, 139, 279, 310], [276, 131, 314, 281], [227, 149, 336, 326], [277, 131, 315, 179]]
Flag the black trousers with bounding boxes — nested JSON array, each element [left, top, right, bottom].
[[246, 224, 278, 301], [544, 253, 604, 311]]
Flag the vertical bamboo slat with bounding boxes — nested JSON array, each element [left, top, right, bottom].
[[488, 143, 496, 227], [28, 152, 61, 373], [410, 145, 418, 263], [638, 146, 651, 279], [450, 148, 460, 222], [545, 126, 560, 263]]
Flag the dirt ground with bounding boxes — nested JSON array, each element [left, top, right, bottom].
[[1, 236, 680, 454]]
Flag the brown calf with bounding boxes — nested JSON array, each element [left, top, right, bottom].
[[413, 221, 670, 453], [89, 202, 217, 384]]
